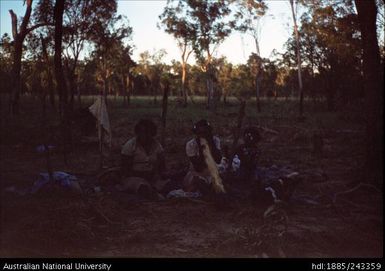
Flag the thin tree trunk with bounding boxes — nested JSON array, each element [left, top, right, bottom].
[[181, 62, 188, 107], [64, 62, 75, 113], [290, 0, 304, 118], [98, 118, 104, 169], [54, 0, 72, 163], [355, 0, 383, 184], [41, 36, 56, 111], [9, 42, 22, 115], [206, 64, 215, 110], [77, 82, 81, 107], [207, 77, 214, 110], [103, 77, 108, 103], [54, 0, 67, 118], [256, 75, 261, 113], [205, 50, 216, 111], [153, 79, 158, 105], [161, 81, 169, 146], [122, 73, 127, 107], [254, 38, 262, 113], [127, 74, 132, 105]]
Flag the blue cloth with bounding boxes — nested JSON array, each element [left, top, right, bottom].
[[30, 171, 77, 194], [235, 165, 294, 186]]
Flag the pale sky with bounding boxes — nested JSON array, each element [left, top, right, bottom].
[[0, 0, 295, 64]]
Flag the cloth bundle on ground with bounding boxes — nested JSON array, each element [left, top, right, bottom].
[[252, 165, 301, 203], [5, 171, 82, 196], [166, 189, 201, 199]]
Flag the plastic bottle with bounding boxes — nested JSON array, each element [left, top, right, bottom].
[[232, 155, 241, 172]]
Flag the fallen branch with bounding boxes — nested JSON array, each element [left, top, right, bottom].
[[260, 126, 279, 135], [332, 182, 381, 205]]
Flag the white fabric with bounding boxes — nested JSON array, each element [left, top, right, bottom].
[[199, 138, 225, 193], [186, 136, 221, 158], [89, 96, 111, 145]]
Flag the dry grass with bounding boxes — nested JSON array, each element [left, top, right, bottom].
[[0, 96, 382, 257]]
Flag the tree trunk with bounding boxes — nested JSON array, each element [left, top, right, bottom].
[[254, 38, 262, 113], [127, 74, 132, 105], [9, 1, 32, 115], [54, 0, 67, 118], [64, 62, 75, 113], [161, 80, 169, 145], [54, 0, 72, 159], [122, 73, 127, 107], [8, 1, 50, 115], [181, 62, 188, 107], [355, 0, 383, 184], [77, 86, 81, 107], [206, 61, 215, 111], [290, 0, 304, 119], [207, 77, 214, 110], [10, 41, 23, 115], [152, 77, 159, 105], [41, 36, 56, 111], [255, 75, 261, 113]]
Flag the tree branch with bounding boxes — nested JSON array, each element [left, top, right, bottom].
[[9, 10, 18, 39], [186, 49, 193, 62], [19, 0, 33, 36], [26, 23, 54, 36]]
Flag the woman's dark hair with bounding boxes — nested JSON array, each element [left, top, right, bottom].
[[134, 119, 157, 137], [193, 119, 212, 134]]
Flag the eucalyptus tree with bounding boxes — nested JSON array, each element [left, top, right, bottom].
[[232, 0, 268, 112], [286, 0, 363, 109], [8, 0, 52, 115], [289, 0, 304, 118], [179, 0, 235, 110], [216, 57, 233, 104], [136, 49, 167, 104], [53, 0, 67, 117], [113, 42, 136, 106], [159, 0, 195, 107], [90, 13, 133, 101], [355, 0, 383, 184], [31, 0, 122, 110], [62, 0, 120, 109]]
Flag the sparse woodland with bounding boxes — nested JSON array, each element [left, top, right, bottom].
[[0, 0, 383, 258]]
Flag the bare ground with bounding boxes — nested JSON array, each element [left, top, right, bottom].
[[0, 99, 383, 258]]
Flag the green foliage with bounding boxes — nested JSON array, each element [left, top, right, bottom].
[[282, 0, 364, 108], [3, 0, 383, 112], [0, 34, 13, 94]]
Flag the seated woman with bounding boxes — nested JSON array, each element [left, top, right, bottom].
[[233, 126, 261, 183], [183, 119, 226, 196], [119, 119, 167, 199], [233, 127, 300, 205]]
